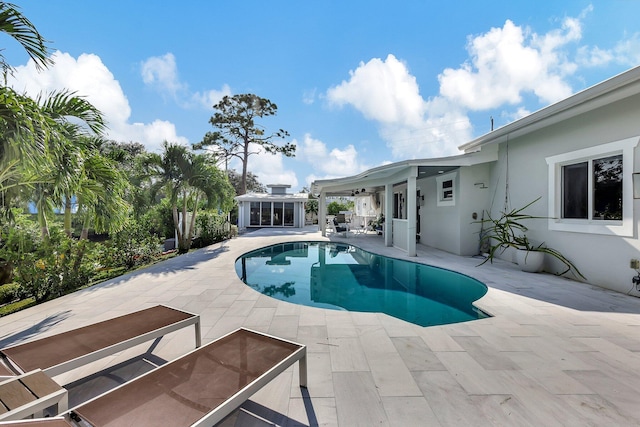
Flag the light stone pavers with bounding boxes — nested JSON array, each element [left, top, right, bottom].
[[1, 226, 640, 426]]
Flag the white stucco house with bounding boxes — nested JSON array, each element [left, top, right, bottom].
[[235, 184, 308, 229], [312, 65, 640, 297]]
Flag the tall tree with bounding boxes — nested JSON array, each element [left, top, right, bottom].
[[0, 2, 52, 214], [28, 90, 106, 239], [142, 142, 235, 253], [195, 94, 295, 195], [226, 169, 266, 195]]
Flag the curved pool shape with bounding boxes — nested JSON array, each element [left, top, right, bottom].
[[235, 241, 489, 327]]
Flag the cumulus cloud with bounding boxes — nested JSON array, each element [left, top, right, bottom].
[[141, 53, 231, 109], [7, 50, 188, 153], [140, 53, 185, 97], [326, 54, 471, 159], [438, 17, 581, 110], [297, 133, 370, 178], [327, 54, 425, 127], [324, 7, 640, 165]]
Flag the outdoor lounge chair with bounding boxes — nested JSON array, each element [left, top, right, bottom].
[[0, 418, 73, 426], [0, 369, 68, 422], [62, 328, 307, 427], [0, 305, 201, 378]]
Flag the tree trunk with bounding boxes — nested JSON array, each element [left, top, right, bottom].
[[64, 195, 73, 237], [80, 215, 90, 240], [38, 213, 50, 241], [241, 135, 249, 195]]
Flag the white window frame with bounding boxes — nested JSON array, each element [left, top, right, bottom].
[[436, 171, 457, 207], [545, 136, 639, 236]]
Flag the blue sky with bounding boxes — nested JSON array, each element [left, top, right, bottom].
[[4, 1, 640, 191]]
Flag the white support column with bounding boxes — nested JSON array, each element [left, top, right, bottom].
[[384, 184, 393, 247], [319, 192, 327, 236], [407, 166, 417, 256]]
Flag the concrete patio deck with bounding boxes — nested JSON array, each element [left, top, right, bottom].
[[1, 226, 640, 426]]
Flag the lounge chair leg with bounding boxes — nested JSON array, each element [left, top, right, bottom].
[[195, 319, 202, 348], [299, 351, 307, 388]]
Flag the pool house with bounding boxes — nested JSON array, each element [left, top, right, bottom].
[[235, 184, 308, 229]]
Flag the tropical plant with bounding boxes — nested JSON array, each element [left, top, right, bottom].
[[477, 198, 585, 279], [0, 2, 51, 73], [192, 210, 232, 248], [11, 226, 97, 302], [195, 94, 294, 195], [142, 142, 235, 253], [102, 217, 161, 270], [27, 91, 109, 239]]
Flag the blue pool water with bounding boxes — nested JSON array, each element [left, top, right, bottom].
[[235, 241, 489, 327]]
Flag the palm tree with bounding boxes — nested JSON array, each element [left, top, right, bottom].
[[0, 2, 51, 74], [0, 2, 52, 217], [73, 139, 130, 240], [27, 91, 106, 239], [142, 142, 234, 253]]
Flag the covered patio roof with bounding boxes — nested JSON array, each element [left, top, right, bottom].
[[311, 147, 498, 197]]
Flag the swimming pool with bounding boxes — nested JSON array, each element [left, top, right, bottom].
[[235, 241, 489, 327]]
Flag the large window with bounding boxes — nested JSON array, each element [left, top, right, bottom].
[[284, 203, 294, 226], [562, 155, 622, 220], [546, 136, 638, 236], [250, 202, 261, 226], [248, 201, 296, 227], [273, 202, 283, 226]]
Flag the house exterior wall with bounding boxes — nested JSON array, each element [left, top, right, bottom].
[[421, 175, 461, 254], [485, 92, 640, 296], [419, 163, 492, 256], [458, 164, 493, 256]]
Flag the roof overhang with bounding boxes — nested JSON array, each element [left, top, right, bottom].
[[311, 147, 497, 197], [460, 65, 640, 153]]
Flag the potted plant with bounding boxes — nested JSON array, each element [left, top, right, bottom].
[[372, 213, 385, 235], [477, 198, 585, 279]]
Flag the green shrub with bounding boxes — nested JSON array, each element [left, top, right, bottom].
[[13, 228, 98, 302], [104, 218, 162, 269], [0, 298, 36, 317], [0, 283, 19, 304], [327, 200, 353, 215], [192, 211, 232, 248]]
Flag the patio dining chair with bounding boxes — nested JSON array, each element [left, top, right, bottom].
[[329, 217, 349, 237], [0, 305, 201, 378]]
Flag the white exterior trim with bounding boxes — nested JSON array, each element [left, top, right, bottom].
[[545, 136, 639, 236], [436, 171, 457, 207]]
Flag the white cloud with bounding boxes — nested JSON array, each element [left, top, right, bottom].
[[140, 53, 185, 97], [612, 33, 640, 66], [326, 54, 469, 159], [327, 54, 425, 127], [576, 45, 614, 67], [438, 17, 581, 110], [302, 88, 317, 105], [297, 133, 370, 177], [191, 84, 232, 109], [141, 53, 231, 109], [8, 51, 188, 152]]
